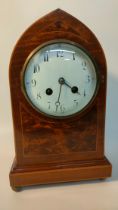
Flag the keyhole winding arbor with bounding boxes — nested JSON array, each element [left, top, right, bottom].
[[9, 9, 112, 191]]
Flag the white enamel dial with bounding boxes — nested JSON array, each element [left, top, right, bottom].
[[22, 42, 98, 117]]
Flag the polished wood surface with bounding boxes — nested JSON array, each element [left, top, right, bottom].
[[10, 157, 111, 191], [9, 9, 112, 190]]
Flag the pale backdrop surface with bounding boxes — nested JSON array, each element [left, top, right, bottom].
[[0, 1, 118, 210]]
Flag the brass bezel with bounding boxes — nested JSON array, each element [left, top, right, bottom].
[[21, 39, 100, 119]]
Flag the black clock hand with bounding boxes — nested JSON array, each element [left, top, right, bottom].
[[55, 83, 63, 112], [58, 77, 80, 95], [63, 81, 71, 89]]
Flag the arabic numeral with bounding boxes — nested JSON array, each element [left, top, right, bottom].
[[31, 79, 36, 87], [34, 64, 40, 73], [60, 105, 65, 113], [37, 93, 41, 99], [48, 102, 51, 109], [44, 53, 49, 62], [74, 100, 79, 106], [57, 51, 64, 58], [84, 90, 86, 97], [73, 53, 75, 60], [82, 60, 87, 70], [82, 60, 86, 66], [88, 75, 91, 83]]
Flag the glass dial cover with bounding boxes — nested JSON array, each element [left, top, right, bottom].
[[22, 42, 99, 118]]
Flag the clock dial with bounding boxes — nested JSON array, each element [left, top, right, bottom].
[[22, 42, 99, 117]]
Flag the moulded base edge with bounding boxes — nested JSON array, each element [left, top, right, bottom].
[[9, 157, 112, 191]]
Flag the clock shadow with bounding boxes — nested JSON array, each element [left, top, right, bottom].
[[19, 177, 112, 192], [104, 72, 118, 182], [19, 180, 104, 192]]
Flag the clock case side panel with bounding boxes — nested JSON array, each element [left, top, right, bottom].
[[9, 9, 108, 167]]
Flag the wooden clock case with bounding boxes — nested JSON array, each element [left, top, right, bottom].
[[9, 9, 112, 190]]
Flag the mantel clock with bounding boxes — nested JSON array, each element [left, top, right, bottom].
[[9, 9, 112, 191]]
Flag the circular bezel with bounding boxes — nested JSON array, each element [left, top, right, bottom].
[[21, 40, 100, 119]]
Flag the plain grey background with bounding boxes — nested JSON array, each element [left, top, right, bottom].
[[0, 0, 118, 209]]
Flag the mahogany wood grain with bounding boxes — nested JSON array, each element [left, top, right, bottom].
[[9, 9, 112, 190]]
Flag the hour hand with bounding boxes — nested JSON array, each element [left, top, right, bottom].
[[58, 77, 80, 95]]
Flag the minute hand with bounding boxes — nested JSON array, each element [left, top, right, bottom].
[[55, 83, 63, 112]]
